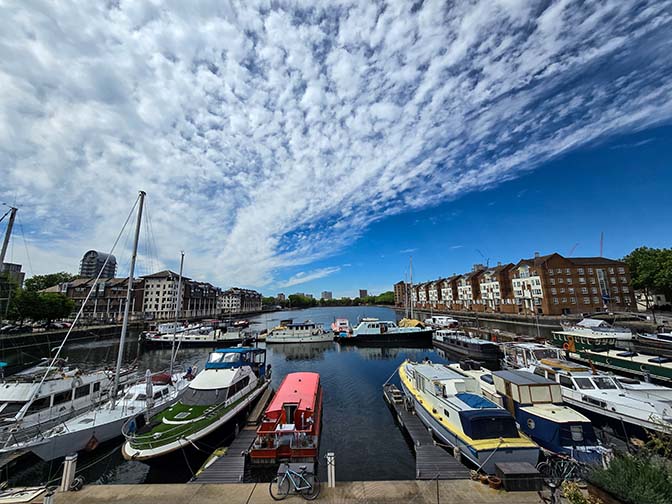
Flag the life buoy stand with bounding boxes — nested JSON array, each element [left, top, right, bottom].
[[563, 343, 570, 350], [85, 435, 99, 451]]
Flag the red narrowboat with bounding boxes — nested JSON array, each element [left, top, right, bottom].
[[250, 372, 322, 464]]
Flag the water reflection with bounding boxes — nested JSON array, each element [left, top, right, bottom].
[[267, 341, 334, 361]]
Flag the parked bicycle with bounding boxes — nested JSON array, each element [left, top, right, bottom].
[[536, 453, 589, 485], [269, 463, 321, 501]]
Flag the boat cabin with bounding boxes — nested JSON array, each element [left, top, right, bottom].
[[205, 348, 266, 377], [251, 372, 322, 464], [503, 343, 564, 370]]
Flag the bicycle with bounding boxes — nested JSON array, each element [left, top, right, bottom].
[[269, 463, 321, 501], [536, 453, 588, 486]]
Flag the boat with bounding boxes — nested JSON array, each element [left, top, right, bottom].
[[634, 331, 672, 357], [573, 348, 672, 384], [121, 347, 270, 462], [550, 318, 632, 352], [142, 324, 251, 347], [250, 372, 322, 465], [432, 329, 500, 363], [330, 318, 351, 337], [398, 359, 540, 473], [266, 320, 332, 344], [449, 362, 608, 464], [336, 318, 433, 346], [424, 316, 460, 329]]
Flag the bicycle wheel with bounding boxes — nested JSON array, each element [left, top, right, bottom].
[[536, 461, 551, 481], [300, 473, 320, 501], [269, 476, 290, 501]]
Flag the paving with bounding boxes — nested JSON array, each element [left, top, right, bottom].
[[47, 480, 543, 504]]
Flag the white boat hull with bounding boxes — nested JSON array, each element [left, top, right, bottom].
[[266, 334, 333, 344]]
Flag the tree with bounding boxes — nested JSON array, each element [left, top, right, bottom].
[[8, 291, 74, 325], [288, 294, 317, 308], [623, 247, 672, 320], [24, 272, 76, 292]]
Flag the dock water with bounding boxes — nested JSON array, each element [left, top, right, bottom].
[[383, 384, 469, 480], [193, 386, 274, 483]]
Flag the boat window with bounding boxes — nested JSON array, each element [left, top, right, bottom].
[[26, 397, 51, 413], [574, 378, 595, 390], [123, 392, 136, 400], [0, 402, 26, 416], [229, 376, 251, 396], [533, 368, 547, 378], [136, 394, 147, 401], [93, 382, 101, 393], [75, 384, 90, 399], [53, 391, 72, 406], [153, 391, 163, 400], [559, 376, 575, 389], [283, 403, 298, 424], [183, 387, 229, 406], [480, 375, 494, 385], [461, 413, 519, 440], [592, 377, 617, 390]]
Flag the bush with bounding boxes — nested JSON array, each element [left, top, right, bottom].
[[589, 452, 672, 504]]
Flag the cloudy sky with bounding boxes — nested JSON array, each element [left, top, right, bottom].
[[1, 0, 671, 297]]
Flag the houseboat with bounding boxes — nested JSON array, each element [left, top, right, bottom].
[[551, 318, 632, 352], [336, 318, 433, 346], [424, 316, 460, 329], [142, 324, 250, 347], [449, 362, 606, 464], [574, 348, 672, 384], [527, 358, 672, 436], [266, 320, 332, 344], [250, 372, 322, 465], [432, 330, 500, 363], [398, 360, 539, 473], [121, 347, 269, 463]]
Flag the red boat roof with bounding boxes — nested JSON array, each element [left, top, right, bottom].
[[267, 372, 320, 412]]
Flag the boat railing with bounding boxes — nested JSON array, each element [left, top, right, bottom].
[[123, 380, 265, 450]]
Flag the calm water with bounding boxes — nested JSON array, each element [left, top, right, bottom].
[[6, 307, 453, 485]]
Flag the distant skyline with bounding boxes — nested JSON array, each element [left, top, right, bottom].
[[1, 2, 671, 299]]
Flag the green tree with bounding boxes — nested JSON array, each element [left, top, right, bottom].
[[24, 272, 76, 292], [8, 291, 74, 326], [288, 294, 317, 308], [623, 247, 672, 316]]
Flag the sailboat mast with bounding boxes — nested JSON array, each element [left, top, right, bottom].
[[169, 251, 185, 377], [409, 256, 414, 320], [112, 191, 145, 406], [0, 206, 17, 267]]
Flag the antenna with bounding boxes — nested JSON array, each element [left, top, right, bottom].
[[599, 232, 604, 257]]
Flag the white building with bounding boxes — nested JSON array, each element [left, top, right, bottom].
[[142, 270, 187, 320], [635, 291, 669, 311], [218, 288, 262, 314]]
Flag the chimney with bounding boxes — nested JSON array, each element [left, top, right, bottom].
[[534, 251, 540, 259]]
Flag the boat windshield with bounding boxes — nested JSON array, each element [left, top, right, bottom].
[[592, 377, 617, 390], [533, 349, 559, 360], [0, 402, 27, 417], [574, 378, 595, 390], [182, 387, 229, 406], [208, 352, 241, 364]]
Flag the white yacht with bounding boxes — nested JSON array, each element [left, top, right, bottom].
[[399, 360, 539, 473], [266, 320, 332, 344], [143, 325, 250, 347], [2, 371, 191, 461], [424, 315, 460, 329], [338, 318, 433, 345]]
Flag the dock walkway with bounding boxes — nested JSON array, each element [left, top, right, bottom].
[[383, 384, 469, 480], [193, 386, 274, 484]]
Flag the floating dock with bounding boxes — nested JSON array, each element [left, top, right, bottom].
[[383, 384, 469, 480], [192, 386, 274, 483]]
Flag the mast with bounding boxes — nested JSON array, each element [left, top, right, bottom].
[[0, 206, 17, 268], [409, 256, 414, 320], [112, 191, 145, 408], [169, 251, 185, 377]]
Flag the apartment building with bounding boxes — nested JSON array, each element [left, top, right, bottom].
[[394, 281, 408, 307], [218, 288, 262, 314], [456, 266, 485, 311], [427, 279, 443, 308], [439, 276, 460, 310], [479, 263, 515, 313], [142, 270, 188, 320]]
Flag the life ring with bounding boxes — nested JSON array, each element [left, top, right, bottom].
[[562, 343, 570, 350], [85, 435, 99, 451]]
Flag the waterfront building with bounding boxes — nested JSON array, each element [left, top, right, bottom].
[[79, 250, 117, 278], [359, 289, 368, 298], [427, 279, 443, 308], [321, 291, 333, 300], [141, 270, 187, 320], [218, 287, 262, 314], [457, 265, 485, 311], [393, 281, 408, 307], [0, 262, 25, 288], [479, 263, 515, 313], [44, 277, 144, 321], [277, 293, 286, 301], [439, 275, 460, 311]]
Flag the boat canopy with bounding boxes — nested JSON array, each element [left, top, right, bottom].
[[205, 348, 266, 370], [455, 392, 498, 409], [459, 409, 519, 440], [577, 318, 609, 328], [398, 318, 425, 328], [266, 372, 320, 416]]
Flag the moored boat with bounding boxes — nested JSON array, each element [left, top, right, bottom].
[[337, 318, 433, 346], [449, 362, 608, 464], [633, 331, 672, 357], [266, 320, 332, 344], [142, 325, 251, 347], [424, 315, 460, 329], [250, 372, 322, 465], [121, 347, 269, 462], [432, 329, 500, 363], [331, 318, 351, 337], [551, 318, 632, 352], [398, 360, 539, 473]]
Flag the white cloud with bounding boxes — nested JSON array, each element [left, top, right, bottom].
[[277, 267, 341, 288], [1, 1, 671, 288]]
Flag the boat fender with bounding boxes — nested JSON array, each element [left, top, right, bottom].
[[562, 343, 570, 350], [85, 435, 99, 451]]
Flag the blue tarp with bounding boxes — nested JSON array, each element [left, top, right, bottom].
[[456, 392, 498, 409]]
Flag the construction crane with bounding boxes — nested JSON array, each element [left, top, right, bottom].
[[568, 243, 579, 256]]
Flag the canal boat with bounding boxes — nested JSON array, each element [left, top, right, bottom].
[[551, 318, 631, 352], [424, 316, 460, 329], [573, 348, 672, 384], [432, 329, 500, 363], [5, 370, 191, 461], [142, 325, 250, 347], [502, 342, 565, 370], [398, 360, 540, 473], [449, 362, 607, 464], [121, 347, 269, 462], [250, 372, 322, 465], [528, 359, 672, 436], [266, 320, 332, 344], [633, 331, 672, 357], [337, 318, 433, 346]]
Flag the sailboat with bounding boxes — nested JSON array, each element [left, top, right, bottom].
[[0, 192, 193, 461]]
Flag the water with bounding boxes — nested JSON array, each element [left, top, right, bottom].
[[6, 307, 452, 485]]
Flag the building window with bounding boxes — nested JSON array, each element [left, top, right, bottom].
[[565, 268, 571, 274], [612, 287, 619, 294], [549, 278, 555, 285], [593, 296, 599, 303], [558, 278, 564, 284], [551, 288, 557, 295], [548, 270, 554, 276], [610, 277, 617, 284], [588, 268, 593, 275], [579, 277, 586, 284], [556, 268, 562, 274], [561, 297, 567, 303], [622, 287, 629, 293], [560, 288, 565, 294], [570, 297, 576, 304], [553, 297, 559, 304], [608, 268, 615, 274], [583, 297, 590, 304], [568, 288, 575, 294], [566, 278, 573, 285], [578, 268, 584, 275], [620, 276, 627, 283], [615, 296, 621, 303], [617, 267, 625, 274]]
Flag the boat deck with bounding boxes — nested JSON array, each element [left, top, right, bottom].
[[383, 384, 469, 480], [192, 387, 274, 484]]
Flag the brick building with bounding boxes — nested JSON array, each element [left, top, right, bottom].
[[479, 263, 515, 313], [393, 281, 408, 307]]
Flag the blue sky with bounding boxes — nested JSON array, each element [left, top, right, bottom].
[[0, 1, 671, 298]]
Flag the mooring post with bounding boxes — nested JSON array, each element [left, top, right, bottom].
[[60, 453, 77, 492], [326, 452, 336, 488], [43, 488, 56, 504], [453, 446, 461, 463]]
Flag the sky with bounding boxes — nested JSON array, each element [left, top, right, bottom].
[[1, 1, 671, 299]]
